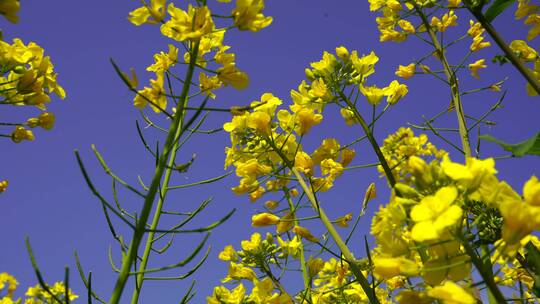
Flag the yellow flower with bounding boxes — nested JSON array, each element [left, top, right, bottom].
[[350, 51, 379, 79], [467, 20, 484, 37], [335, 45, 350, 60], [395, 63, 416, 79], [524, 14, 540, 40], [232, 0, 273, 32], [218, 245, 238, 262], [247, 111, 271, 134], [384, 80, 408, 104], [134, 71, 167, 112], [510, 40, 538, 61], [264, 200, 279, 210], [248, 278, 283, 303], [27, 112, 55, 130], [516, 0, 539, 20], [11, 126, 34, 143], [499, 177, 540, 245], [340, 148, 356, 167], [199, 72, 222, 98], [0, 180, 8, 193], [293, 225, 318, 242], [294, 151, 314, 176], [422, 250, 471, 285], [427, 281, 476, 304], [0, 272, 18, 296], [430, 11, 457, 32], [320, 159, 344, 179], [448, 0, 461, 8], [470, 35, 491, 52], [207, 284, 245, 304], [251, 93, 282, 116], [310, 51, 337, 78], [217, 64, 249, 90], [0, 0, 19, 23], [292, 107, 323, 135], [241, 232, 262, 251], [308, 78, 332, 103], [335, 213, 353, 228], [524, 175, 540, 206], [311, 138, 340, 164], [252, 213, 280, 227], [223, 263, 257, 282], [468, 59, 487, 78], [128, 0, 166, 25], [147, 44, 178, 72], [235, 159, 272, 179], [396, 290, 431, 304], [398, 20, 415, 34], [340, 107, 357, 125], [277, 235, 301, 258], [307, 257, 325, 277], [372, 256, 420, 279], [276, 213, 295, 234], [410, 186, 462, 242], [161, 4, 215, 41], [442, 157, 496, 190], [360, 85, 385, 105]]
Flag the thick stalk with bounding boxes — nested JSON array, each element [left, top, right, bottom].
[[464, 3, 540, 95], [108, 40, 200, 304], [338, 91, 396, 188], [291, 168, 380, 304], [414, 4, 473, 158]]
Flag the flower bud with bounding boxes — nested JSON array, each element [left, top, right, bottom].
[[252, 213, 280, 227], [293, 225, 318, 242]]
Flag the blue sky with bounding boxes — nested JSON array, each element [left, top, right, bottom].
[[1, 0, 539, 303]]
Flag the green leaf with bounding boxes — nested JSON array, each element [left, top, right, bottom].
[[479, 131, 540, 157], [484, 0, 516, 23]]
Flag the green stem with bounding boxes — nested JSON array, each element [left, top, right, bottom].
[[464, 2, 540, 95], [461, 237, 507, 303], [129, 55, 198, 304], [414, 4, 473, 158], [285, 192, 311, 302], [337, 91, 396, 188], [481, 245, 497, 304], [291, 168, 380, 304], [108, 40, 200, 304]]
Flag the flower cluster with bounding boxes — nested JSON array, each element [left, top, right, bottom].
[[0, 272, 78, 304], [127, 0, 273, 113], [0, 38, 64, 143], [369, 128, 540, 302]]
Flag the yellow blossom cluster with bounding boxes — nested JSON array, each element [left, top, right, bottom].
[[209, 233, 293, 303], [379, 127, 446, 182], [0, 273, 77, 304], [127, 0, 273, 112], [0, 38, 64, 143], [369, 128, 540, 302]]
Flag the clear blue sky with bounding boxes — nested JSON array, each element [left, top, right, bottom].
[[1, 0, 538, 303]]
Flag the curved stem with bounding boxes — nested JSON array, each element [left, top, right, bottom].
[[108, 40, 200, 304], [413, 4, 472, 158]]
